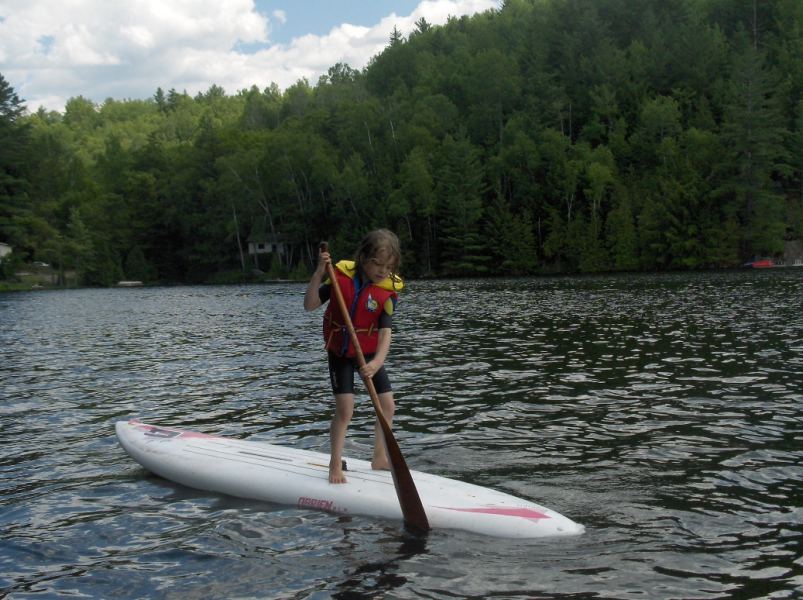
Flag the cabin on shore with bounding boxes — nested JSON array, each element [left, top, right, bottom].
[[784, 240, 803, 266], [247, 229, 289, 271], [0, 242, 11, 263]]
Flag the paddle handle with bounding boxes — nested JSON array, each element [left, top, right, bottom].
[[319, 241, 429, 534]]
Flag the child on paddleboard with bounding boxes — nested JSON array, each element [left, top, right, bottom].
[[304, 229, 403, 484]]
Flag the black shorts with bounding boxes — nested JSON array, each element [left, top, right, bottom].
[[328, 352, 392, 395]]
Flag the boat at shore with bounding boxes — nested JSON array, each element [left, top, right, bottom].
[[743, 259, 803, 268]]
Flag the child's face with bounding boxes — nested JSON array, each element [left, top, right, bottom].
[[363, 251, 395, 284]]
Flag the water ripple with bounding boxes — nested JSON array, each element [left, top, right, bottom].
[[1, 271, 802, 598]]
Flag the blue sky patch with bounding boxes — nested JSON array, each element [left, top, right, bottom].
[[254, 0, 421, 45], [37, 35, 55, 54]]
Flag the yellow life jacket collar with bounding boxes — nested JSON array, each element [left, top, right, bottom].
[[334, 259, 403, 292]]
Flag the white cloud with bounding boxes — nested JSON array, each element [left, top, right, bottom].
[[0, 0, 497, 112], [120, 26, 156, 50]]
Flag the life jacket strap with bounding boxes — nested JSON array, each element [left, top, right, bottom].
[[324, 313, 376, 351]]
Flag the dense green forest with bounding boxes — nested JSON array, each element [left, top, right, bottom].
[[1, 0, 802, 285]]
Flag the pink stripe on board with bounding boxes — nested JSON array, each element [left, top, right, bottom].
[[437, 506, 550, 520]]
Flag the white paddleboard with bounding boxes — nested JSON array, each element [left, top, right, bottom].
[[116, 420, 584, 539]]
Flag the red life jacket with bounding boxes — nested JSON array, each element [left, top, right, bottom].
[[322, 261, 400, 357]]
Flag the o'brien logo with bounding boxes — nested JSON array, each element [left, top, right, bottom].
[[298, 496, 338, 512]]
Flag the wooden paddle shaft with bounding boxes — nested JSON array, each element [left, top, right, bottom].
[[319, 241, 429, 534]]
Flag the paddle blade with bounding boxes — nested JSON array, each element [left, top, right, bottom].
[[379, 418, 430, 535]]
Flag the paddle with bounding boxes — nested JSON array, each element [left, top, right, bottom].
[[320, 241, 430, 535]]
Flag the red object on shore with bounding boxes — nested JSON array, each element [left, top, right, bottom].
[[751, 259, 774, 268]]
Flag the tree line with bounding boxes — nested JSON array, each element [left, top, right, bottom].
[[1, 0, 802, 285]]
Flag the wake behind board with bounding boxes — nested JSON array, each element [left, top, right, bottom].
[[116, 420, 584, 539]]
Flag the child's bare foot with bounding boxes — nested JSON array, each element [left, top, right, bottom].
[[371, 457, 390, 471], [329, 464, 347, 484]]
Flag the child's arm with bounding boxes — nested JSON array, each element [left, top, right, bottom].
[[361, 328, 391, 379], [304, 250, 330, 311]]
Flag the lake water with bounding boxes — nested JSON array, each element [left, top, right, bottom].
[[1, 270, 801, 599]]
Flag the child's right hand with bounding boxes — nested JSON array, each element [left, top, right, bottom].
[[317, 251, 331, 274]]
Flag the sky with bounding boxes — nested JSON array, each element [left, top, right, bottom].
[[0, 0, 498, 113]]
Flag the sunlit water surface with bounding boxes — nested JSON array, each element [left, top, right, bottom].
[[1, 270, 801, 599]]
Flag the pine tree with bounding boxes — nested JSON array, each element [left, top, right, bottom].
[[718, 45, 789, 258], [606, 195, 639, 271], [0, 73, 30, 264], [436, 136, 489, 275], [486, 196, 538, 275]]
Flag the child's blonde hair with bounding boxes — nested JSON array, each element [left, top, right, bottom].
[[354, 229, 401, 274]]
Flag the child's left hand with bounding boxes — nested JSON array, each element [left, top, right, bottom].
[[360, 361, 380, 379]]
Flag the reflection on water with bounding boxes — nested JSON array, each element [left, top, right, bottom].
[[1, 270, 801, 599]]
